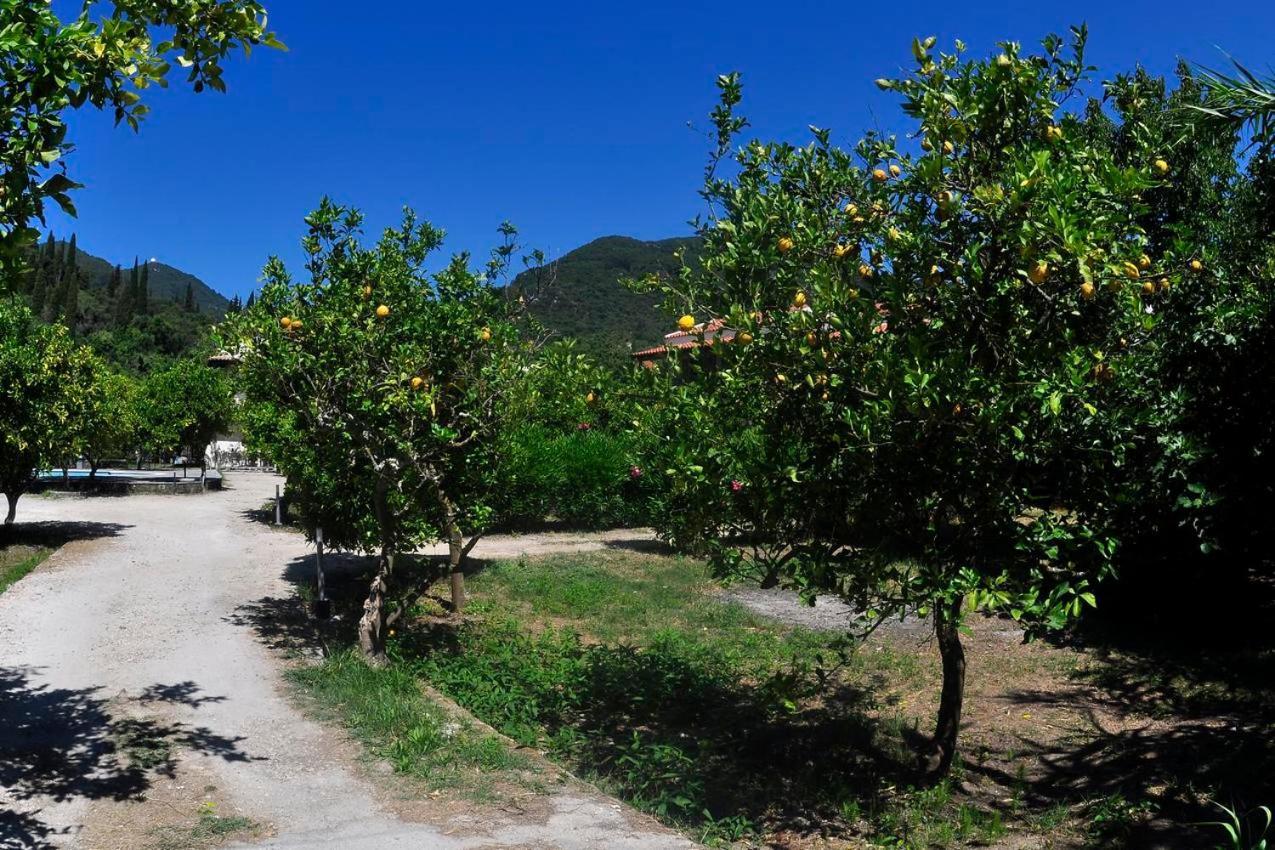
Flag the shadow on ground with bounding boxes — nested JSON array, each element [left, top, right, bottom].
[[0, 520, 130, 548], [0, 669, 255, 850]]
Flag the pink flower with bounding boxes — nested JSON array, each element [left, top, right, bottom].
[[630, 466, 643, 480], [872, 321, 889, 334], [577, 422, 592, 431], [730, 480, 744, 492]]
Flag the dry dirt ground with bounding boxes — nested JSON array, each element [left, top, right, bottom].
[[0, 473, 694, 850]]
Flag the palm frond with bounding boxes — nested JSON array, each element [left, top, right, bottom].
[[1190, 55, 1275, 140]]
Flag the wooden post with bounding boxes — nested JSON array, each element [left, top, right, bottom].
[[316, 526, 326, 601]]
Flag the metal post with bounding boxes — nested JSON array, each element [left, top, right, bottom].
[[313, 526, 331, 620], [274, 484, 282, 525]]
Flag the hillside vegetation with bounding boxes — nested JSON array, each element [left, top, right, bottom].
[[15, 234, 231, 373], [510, 235, 698, 365]]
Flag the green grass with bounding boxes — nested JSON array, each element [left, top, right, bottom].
[[391, 551, 1001, 847], [286, 649, 541, 802], [0, 544, 52, 595]]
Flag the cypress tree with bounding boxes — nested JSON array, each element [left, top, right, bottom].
[[138, 262, 150, 315], [30, 264, 47, 314], [245, 292, 256, 310], [108, 265, 121, 298], [184, 282, 195, 312]]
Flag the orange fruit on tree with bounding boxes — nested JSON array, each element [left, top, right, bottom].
[[1158, 278, 1171, 292], [362, 285, 372, 299], [280, 316, 292, 329], [858, 263, 874, 279], [678, 314, 696, 332], [1122, 262, 1141, 280], [920, 137, 933, 151], [844, 202, 858, 216], [1138, 254, 1152, 270], [872, 168, 888, 182], [410, 376, 424, 390], [833, 243, 851, 259], [778, 237, 795, 253], [1027, 261, 1049, 284], [942, 140, 955, 155], [793, 291, 808, 308], [737, 331, 754, 345], [1189, 259, 1203, 272], [289, 319, 303, 331], [480, 327, 492, 341], [1079, 282, 1096, 300], [586, 391, 597, 404], [1153, 158, 1169, 175], [1141, 281, 1156, 295], [889, 164, 902, 177], [375, 304, 390, 319]]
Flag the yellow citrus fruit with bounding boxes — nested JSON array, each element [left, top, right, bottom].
[[1153, 158, 1169, 175], [942, 140, 955, 155], [480, 327, 492, 341], [849, 288, 860, 300], [1080, 282, 1096, 300], [778, 237, 795, 253], [289, 319, 303, 331], [1138, 254, 1152, 270], [1122, 262, 1141, 280], [920, 137, 933, 151], [844, 202, 858, 216], [833, 244, 851, 259], [586, 391, 596, 404], [889, 164, 902, 178], [793, 291, 808, 308], [280, 316, 292, 329], [1045, 125, 1063, 142], [858, 263, 874, 279], [678, 314, 695, 332], [375, 305, 390, 319], [410, 376, 424, 390], [1141, 281, 1156, 295], [872, 168, 888, 182], [737, 331, 753, 345], [805, 332, 818, 347], [362, 285, 372, 299], [1028, 261, 1049, 284], [888, 227, 902, 241], [1189, 259, 1203, 272], [1158, 277, 1170, 292], [996, 53, 1012, 67]]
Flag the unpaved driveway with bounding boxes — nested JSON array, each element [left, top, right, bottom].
[[0, 473, 691, 850]]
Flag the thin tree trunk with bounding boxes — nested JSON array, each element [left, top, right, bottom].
[[3, 491, 18, 526], [89, 461, 99, 483], [447, 523, 466, 614], [926, 597, 967, 779]]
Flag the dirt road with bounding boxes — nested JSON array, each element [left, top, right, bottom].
[[0, 473, 690, 850]]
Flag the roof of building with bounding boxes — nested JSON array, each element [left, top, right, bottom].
[[632, 318, 737, 359]]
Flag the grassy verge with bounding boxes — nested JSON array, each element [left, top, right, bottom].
[[390, 551, 1023, 848], [286, 650, 544, 803], [0, 544, 52, 595]]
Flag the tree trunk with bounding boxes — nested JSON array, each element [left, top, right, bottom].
[[89, 461, 99, 483], [447, 526, 466, 614], [357, 552, 393, 665], [926, 597, 967, 779], [3, 491, 18, 526]]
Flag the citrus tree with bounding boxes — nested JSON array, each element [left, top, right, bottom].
[[225, 200, 538, 662], [138, 357, 233, 473], [0, 301, 95, 525], [79, 366, 141, 479], [0, 0, 282, 279], [645, 30, 1188, 776]]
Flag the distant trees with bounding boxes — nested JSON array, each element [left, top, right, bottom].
[[138, 359, 233, 473]]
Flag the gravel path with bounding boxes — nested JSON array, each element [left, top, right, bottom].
[[0, 474, 691, 850]]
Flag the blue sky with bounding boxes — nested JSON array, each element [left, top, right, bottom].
[[44, 0, 1275, 300]]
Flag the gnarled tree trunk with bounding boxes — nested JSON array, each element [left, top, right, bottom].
[[926, 597, 967, 779], [3, 490, 19, 526], [357, 552, 394, 665]]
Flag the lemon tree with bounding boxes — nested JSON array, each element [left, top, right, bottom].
[[646, 30, 1182, 776], [0, 302, 95, 525], [225, 200, 535, 662], [79, 367, 141, 479], [0, 0, 283, 278]]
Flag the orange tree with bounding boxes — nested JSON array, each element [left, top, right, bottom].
[[224, 200, 537, 662], [643, 30, 1190, 776], [0, 301, 95, 525]]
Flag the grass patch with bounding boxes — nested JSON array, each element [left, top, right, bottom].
[[392, 551, 1013, 847], [150, 803, 260, 849], [0, 544, 52, 595], [287, 649, 541, 802]]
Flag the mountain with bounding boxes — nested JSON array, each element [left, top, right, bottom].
[[509, 235, 699, 366], [64, 244, 230, 315]]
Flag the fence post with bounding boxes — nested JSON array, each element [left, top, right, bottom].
[[275, 484, 282, 526], [314, 526, 331, 620]]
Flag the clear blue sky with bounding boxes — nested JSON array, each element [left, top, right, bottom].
[[43, 0, 1275, 300]]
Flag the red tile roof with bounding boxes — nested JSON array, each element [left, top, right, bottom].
[[632, 318, 736, 359]]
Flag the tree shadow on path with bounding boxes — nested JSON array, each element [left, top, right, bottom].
[[0, 668, 255, 850], [0, 520, 130, 548]]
